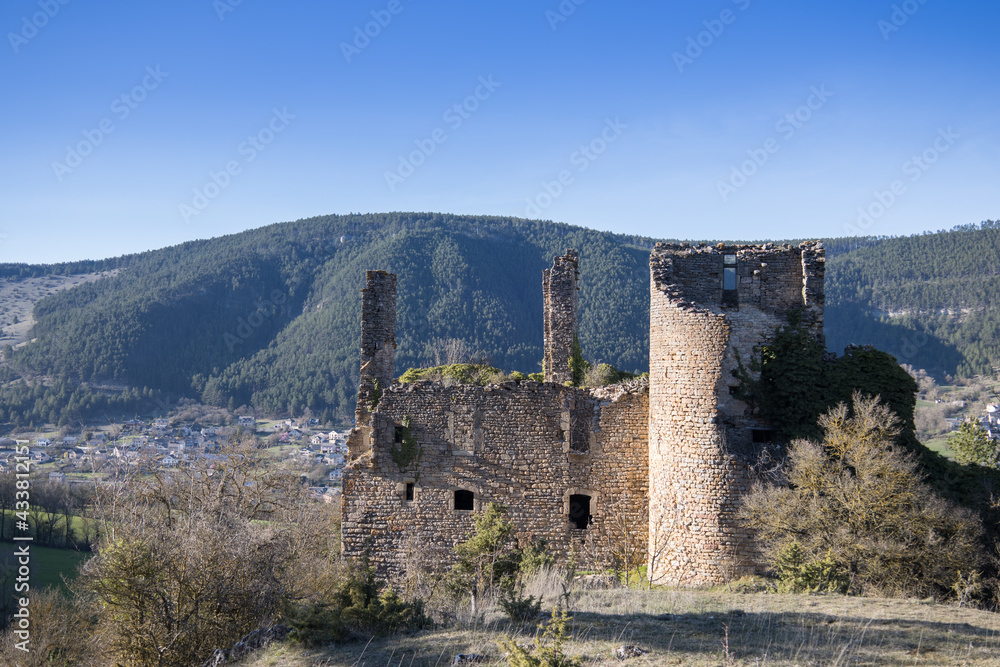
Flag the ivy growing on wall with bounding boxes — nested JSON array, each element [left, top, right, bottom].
[[391, 415, 422, 470], [731, 309, 918, 444]]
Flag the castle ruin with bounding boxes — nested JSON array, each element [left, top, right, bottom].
[[343, 242, 825, 586]]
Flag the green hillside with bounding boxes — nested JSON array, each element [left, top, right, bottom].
[[1, 214, 998, 425], [5, 214, 658, 422], [824, 221, 1000, 378]]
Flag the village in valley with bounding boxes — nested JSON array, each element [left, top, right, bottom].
[[0, 407, 349, 503]]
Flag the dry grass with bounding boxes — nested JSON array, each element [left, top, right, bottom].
[[238, 585, 1000, 666]]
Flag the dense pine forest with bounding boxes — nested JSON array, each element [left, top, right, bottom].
[[0, 213, 996, 425]]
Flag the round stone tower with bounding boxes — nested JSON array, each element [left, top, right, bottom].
[[647, 242, 824, 586]]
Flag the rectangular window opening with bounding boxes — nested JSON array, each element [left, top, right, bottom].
[[723, 267, 737, 291], [454, 489, 474, 511], [405, 483, 414, 501], [569, 494, 591, 530], [722, 255, 738, 306], [394, 426, 405, 444]]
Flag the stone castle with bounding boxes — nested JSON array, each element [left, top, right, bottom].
[[343, 241, 825, 586]]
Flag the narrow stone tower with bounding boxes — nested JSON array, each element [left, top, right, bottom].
[[350, 270, 397, 458], [647, 242, 824, 586], [543, 250, 579, 384]]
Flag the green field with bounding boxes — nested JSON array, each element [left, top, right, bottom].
[[923, 436, 956, 459], [0, 542, 90, 601], [0, 510, 96, 546]]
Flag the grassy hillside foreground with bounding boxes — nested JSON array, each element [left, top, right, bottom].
[[238, 587, 1000, 666]]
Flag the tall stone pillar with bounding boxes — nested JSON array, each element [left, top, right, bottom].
[[543, 250, 579, 384], [350, 270, 396, 458]]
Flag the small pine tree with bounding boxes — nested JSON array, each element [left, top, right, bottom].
[[948, 420, 998, 468], [449, 503, 522, 616], [568, 335, 588, 387], [499, 607, 582, 667]]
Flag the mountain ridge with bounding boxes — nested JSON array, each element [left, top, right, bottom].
[[0, 213, 996, 425]]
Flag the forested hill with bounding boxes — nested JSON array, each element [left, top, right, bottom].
[[1, 214, 997, 424], [3, 214, 658, 422], [824, 221, 1000, 378]]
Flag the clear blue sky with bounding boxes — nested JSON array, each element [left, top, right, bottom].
[[1, 0, 997, 263]]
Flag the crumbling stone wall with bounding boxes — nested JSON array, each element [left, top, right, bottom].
[[343, 241, 824, 588], [543, 250, 579, 384], [349, 271, 396, 460], [341, 378, 649, 577], [648, 242, 825, 586]]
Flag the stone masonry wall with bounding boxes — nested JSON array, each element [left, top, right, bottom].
[[343, 241, 823, 588], [647, 242, 825, 586], [349, 270, 396, 460], [543, 250, 579, 384], [341, 378, 648, 578]]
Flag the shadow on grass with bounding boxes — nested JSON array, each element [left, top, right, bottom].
[[271, 603, 1000, 667], [564, 607, 1000, 665]]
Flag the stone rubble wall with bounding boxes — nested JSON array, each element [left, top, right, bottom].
[[341, 378, 648, 579], [349, 270, 396, 460], [543, 250, 579, 384]]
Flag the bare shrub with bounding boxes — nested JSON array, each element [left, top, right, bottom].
[[80, 437, 306, 666], [594, 489, 646, 583], [430, 337, 475, 366], [915, 403, 949, 439], [741, 393, 985, 598], [0, 588, 100, 666]]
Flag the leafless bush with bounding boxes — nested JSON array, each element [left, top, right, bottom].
[[0, 588, 100, 666], [79, 437, 309, 666], [430, 337, 474, 366], [401, 536, 453, 623], [741, 393, 985, 599], [169, 397, 232, 426], [915, 403, 949, 439]]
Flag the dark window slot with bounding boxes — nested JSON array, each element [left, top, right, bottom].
[[569, 494, 591, 530], [454, 489, 474, 511]]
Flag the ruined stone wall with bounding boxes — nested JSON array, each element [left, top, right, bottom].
[[543, 250, 579, 384], [586, 379, 650, 570], [647, 242, 825, 586], [341, 379, 648, 578], [349, 271, 396, 459]]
